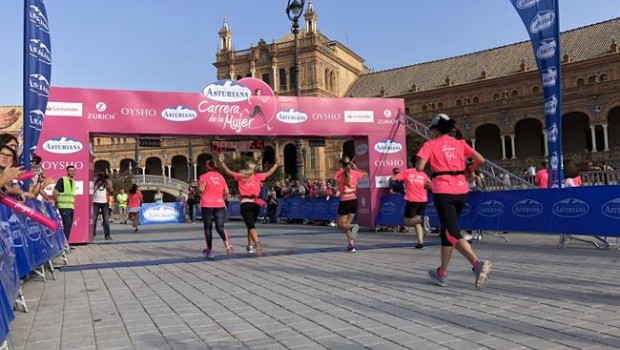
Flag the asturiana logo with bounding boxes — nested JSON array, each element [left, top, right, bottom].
[[552, 198, 589, 218], [516, 0, 540, 9], [28, 39, 52, 65], [381, 201, 397, 215], [161, 106, 197, 122], [545, 95, 557, 115], [530, 10, 556, 33], [374, 140, 403, 154], [28, 74, 50, 97], [28, 5, 49, 33], [144, 206, 179, 222], [547, 123, 558, 143], [276, 109, 307, 124], [461, 203, 472, 216], [512, 199, 544, 218], [537, 38, 556, 59], [28, 110, 45, 131], [601, 198, 620, 219], [202, 80, 251, 103], [42, 137, 84, 155], [477, 200, 505, 217], [542, 67, 557, 87], [355, 143, 368, 155]]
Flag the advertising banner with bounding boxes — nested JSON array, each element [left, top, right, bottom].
[[139, 203, 186, 225], [22, 0, 52, 172], [509, 0, 563, 187]]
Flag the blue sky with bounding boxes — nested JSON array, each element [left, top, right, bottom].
[[1, 0, 618, 105]]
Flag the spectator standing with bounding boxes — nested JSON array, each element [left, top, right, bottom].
[[93, 173, 113, 240], [116, 189, 128, 224], [388, 168, 408, 233], [186, 186, 197, 223], [53, 165, 77, 241], [154, 187, 164, 203], [534, 159, 549, 189], [417, 113, 492, 290]]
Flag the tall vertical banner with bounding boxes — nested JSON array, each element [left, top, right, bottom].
[[22, 0, 52, 173], [510, 0, 563, 187]]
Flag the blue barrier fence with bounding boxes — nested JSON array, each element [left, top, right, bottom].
[[0, 199, 66, 344], [140, 202, 186, 225]]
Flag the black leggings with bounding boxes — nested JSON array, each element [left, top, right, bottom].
[[240, 202, 261, 231], [201, 207, 227, 250], [433, 193, 467, 246]]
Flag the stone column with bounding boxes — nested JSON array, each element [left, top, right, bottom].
[[501, 135, 507, 160], [193, 164, 198, 182], [602, 123, 610, 151], [470, 138, 476, 150], [510, 134, 516, 159], [542, 131, 548, 156], [590, 125, 598, 152]]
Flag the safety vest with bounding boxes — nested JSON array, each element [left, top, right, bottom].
[[57, 176, 75, 209], [117, 193, 128, 207]]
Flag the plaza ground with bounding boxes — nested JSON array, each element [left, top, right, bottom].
[[8, 221, 620, 350]]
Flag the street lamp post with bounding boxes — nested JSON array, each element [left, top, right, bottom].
[[286, 0, 305, 181]]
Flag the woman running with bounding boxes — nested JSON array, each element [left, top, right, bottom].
[[127, 184, 143, 233], [198, 159, 233, 257], [416, 113, 491, 290], [219, 154, 282, 255], [333, 156, 367, 252]]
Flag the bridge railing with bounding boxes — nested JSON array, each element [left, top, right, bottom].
[[132, 175, 190, 191]]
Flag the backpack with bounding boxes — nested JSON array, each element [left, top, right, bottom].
[[259, 185, 269, 201]]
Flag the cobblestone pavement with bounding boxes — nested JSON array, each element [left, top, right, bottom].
[[8, 221, 620, 350]]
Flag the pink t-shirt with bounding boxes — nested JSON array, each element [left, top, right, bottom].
[[199, 171, 228, 208], [417, 135, 474, 195], [233, 172, 268, 197], [535, 169, 548, 189], [128, 191, 143, 208], [394, 168, 430, 202], [333, 169, 365, 200]]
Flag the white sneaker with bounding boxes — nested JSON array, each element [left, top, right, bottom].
[[463, 234, 473, 241]]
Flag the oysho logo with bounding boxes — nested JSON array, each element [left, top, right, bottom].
[[344, 110, 374, 123], [42, 137, 84, 155], [545, 95, 557, 115], [516, 0, 540, 9], [96, 102, 107, 112], [530, 10, 556, 33], [601, 198, 620, 219], [202, 80, 251, 103], [41, 161, 85, 170], [312, 112, 341, 120], [276, 109, 308, 124], [537, 38, 557, 59], [28, 110, 45, 131], [542, 67, 557, 87], [512, 199, 544, 217], [161, 106, 198, 122], [28, 39, 52, 65], [552, 198, 589, 218], [28, 74, 50, 97], [28, 5, 49, 33], [374, 140, 403, 154], [121, 107, 157, 117], [477, 200, 505, 217], [143, 206, 180, 222]]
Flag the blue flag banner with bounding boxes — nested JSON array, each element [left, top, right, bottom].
[[509, 0, 563, 187], [22, 0, 52, 172]]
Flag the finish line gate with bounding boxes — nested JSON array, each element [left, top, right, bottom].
[[39, 78, 406, 244]]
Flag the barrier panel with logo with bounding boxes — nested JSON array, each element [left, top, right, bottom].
[[375, 194, 441, 228], [40, 79, 407, 243], [228, 197, 339, 222], [140, 202, 186, 225], [375, 186, 620, 236]]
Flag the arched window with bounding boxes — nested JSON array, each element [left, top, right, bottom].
[[329, 71, 336, 93], [437, 102, 444, 109], [324, 69, 330, 91], [512, 90, 519, 97], [588, 75, 597, 84], [532, 86, 540, 94], [576, 78, 585, 86], [473, 96, 480, 104], [599, 74, 608, 82], [493, 93, 500, 101], [456, 99, 462, 106], [422, 105, 428, 112], [279, 68, 287, 91], [236, 75, 242, 80]]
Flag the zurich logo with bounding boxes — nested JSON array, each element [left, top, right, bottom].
[[28, 39, 52, 65], [477, 200, 505, 217], [28, 74, 50, 97], [28, 5, 49, 33], [381, 201, 397, 215], [161, 106, 197, 122], [516, 0, 540, 9], [552, 198, 589, 218], [530, 10, 556, 33], [356, 143, 368, 155], [374, 140, 403, 154], [512, 199, 543, 218], [537, 39, 556, 60], [28, 110, 45, 131], [542, 67, 557, 87], [383, 109, 392, 118], [144, 206, 180, 222], [276, 109, 307, 124], [544, 95, 557, 115], [42, 137, 84, 155], [601, 198, 620, 219], [202, 80, 251, 103]]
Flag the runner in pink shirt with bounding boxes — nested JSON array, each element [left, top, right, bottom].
[[127, 184, 143, 233], [534, 159, 549, 189], [391, 157, 431, 249], [416, 113, 492, 290], [219, 153, 282, 256], [332, 156, 367, 252], [198, 160, 232, 257]]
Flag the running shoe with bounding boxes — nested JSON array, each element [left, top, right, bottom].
[[428, 268, 448, 287], [224, 241, 234, 256], [351, 224, 360, 240], [463, 233, 473, 241], [473, 259, 492, 290], [255, 241, 264, 256], [246, 245, 256, 254], [202, 249, 214, 258], [346, 245, 356, 253], [414, 243, 426, 250]]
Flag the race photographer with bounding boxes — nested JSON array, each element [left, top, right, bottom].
[[92, 172, 114, 240]]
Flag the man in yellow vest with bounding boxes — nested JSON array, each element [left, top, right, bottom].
[[53, 165, 76, 241]]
